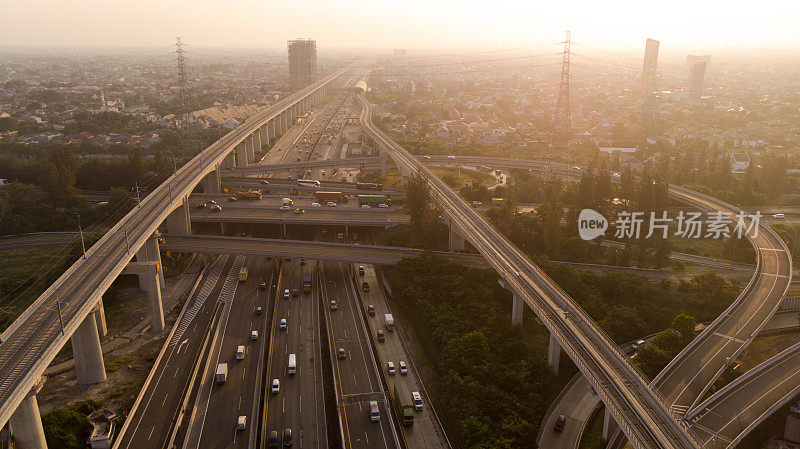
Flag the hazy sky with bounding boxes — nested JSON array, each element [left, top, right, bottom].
[[3, 0, 799, 53]]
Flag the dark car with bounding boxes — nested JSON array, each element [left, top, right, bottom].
[[337, 348, 346, 359], [292, 289, 299, 297], [268, 430, 279, 447], [377, 329, 385, 342], [362, 282, 369, 292], [283, 428, 293, 447], [554, 414, 566, 432], [368, 304, 376, 316], [260, 282, 267, 290]]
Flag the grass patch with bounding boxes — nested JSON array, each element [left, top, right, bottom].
[[579, 405, 606, 449], [105, 355, 136, 372]]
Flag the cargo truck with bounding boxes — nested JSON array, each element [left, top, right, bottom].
[[302, 273, 312, 293], [392, 385, 414, 426], [315, 191, 344, 203], [236, 189, 263, 200], [215, 363, 228, 383], [358, 194, 390, 206], [384, 313, 395, 331]]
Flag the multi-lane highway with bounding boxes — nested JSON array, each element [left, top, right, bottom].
[[115, 256, 231, 449], [262, 259, 328, 449], [320, 260, 395, 449]]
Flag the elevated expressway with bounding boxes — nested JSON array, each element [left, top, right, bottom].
[[0, 66, 353, 447], [160, 234, 488, 268], [357, 92, 699, 449]]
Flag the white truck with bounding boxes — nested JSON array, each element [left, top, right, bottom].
[[384, 313, 395, 331], [282, 197, 293, 206], [369, 400, 380, 422], [215, 363, 228, 383], [288, 353, 296, 374]]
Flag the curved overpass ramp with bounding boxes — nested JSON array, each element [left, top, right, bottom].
[[357, 93, 699, 449]]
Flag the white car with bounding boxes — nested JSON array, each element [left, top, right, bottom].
[[280, 318, 287, 330], [250, 330, 258, 340], [412, 391, 423, 410], [237, 416, 247, 430], [399, 361, 408, 375], [283, 289, 290, 300], [311, 202, 321, 207], [447, 155, 456, 160], [271, 378, 280, 394], [387, 361, 395, 375], [631, 339, 646, 350], [280, 205, 291, 211], [326, 201, 337, 207], [773, 213, 785, 219], [378, 203, 389, 208], [361, 204, 370, 208]]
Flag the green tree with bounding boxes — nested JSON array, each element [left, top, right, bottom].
[[670, 313, 697, 345], [407, 173, 431, 227]]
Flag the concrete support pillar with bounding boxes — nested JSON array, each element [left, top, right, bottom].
[[136, 233, 164, 286], [71, 313, 106, 384], [202, 166, 221, 194], [280, 112, 287, 134], [222, 152, 235, 169], [252, 133, 261, 159], [94, 299, 107, 338], [448, 228, 465, 252], [602, 406, 617, 441], [379, 151, 388, 180], [268, 120, 276, 145], [548, 333, 561, 375], [144, 267, 165, 335], [167, 199, 191, 235], [236, 142, 248, 166], [9, 378, 47, 449], [281, 223, 287, 239], [259, 125, 269, 152], [511, 294, 524, 326]]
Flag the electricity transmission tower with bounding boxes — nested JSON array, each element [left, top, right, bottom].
[[174, 37, 189, 110], [552, 30, 571, 152]]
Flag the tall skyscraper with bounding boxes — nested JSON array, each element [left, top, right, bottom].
[[287, 39, 318, 91], [688, 62, 707, 99], [685, 54, 711, 68], [641, 38, 659, 97]]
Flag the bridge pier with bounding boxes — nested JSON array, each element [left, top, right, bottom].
[[94, 299, 107, 338], [379, 151, 388, 180], [222, 152, 235, 169], [71, 313, 107, 384], [236, 142, 248, 166], [448, 227, 465, 252], [548, 333, 561, 375], [511, 293, 524, 326], [268, 120, 276, 146], [602, 406, 617, 441], [202, 166, 221, 194], [248, 134, 258, 161], [9, 378, 47, 449], [136, 233, 164, 287], [167, 198, 191, 235], [124, 260, 165, 335], [279, 111, 287, 134]]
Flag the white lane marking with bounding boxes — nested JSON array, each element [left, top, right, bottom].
[[177, 339, 188, 354], [282, 397, 286, 414], [239, 396, 242, 410], [713, 332, 746, 344], [147, 427, 154, 441], [161, 394, 169, 408]]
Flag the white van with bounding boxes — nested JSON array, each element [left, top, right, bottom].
[[236, 345, 246, 360], [369, 401, 380, 422], [412, 391, 423, 410], [237, 415, 247, 430], [288, 353, 296, 374]]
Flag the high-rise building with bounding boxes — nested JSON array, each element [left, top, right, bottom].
[[688, 62, 706, 99], [287, 39, 318, 91], [641, 38, 659, 96], [685, 54, 711, 68]]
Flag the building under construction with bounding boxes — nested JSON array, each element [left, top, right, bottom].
[[287, 39, 318, 91]]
